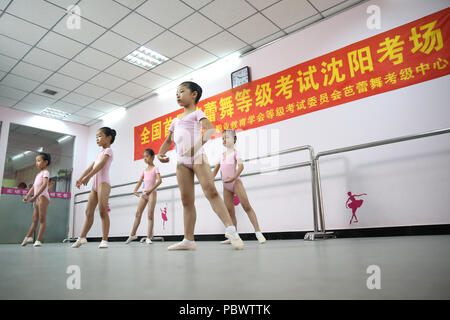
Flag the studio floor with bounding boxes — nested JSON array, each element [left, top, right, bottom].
[[0, 235, 449, 300]]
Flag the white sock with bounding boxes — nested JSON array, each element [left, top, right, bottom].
[[255, 231, 263, 237], [182, 238, 194, 245], [226, 226, 239, 239]]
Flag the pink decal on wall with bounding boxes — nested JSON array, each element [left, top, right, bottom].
[[160, 204, 168, 229], [346, 192, 367, 224]]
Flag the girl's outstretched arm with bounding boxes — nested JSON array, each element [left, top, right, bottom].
[[77, 162, 95, 188], [157, 132, 173, 163], [133, 175, 144, 197], [81, 155, 110, 185]]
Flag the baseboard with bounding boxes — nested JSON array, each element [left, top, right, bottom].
[[84, 224, 450, 242]]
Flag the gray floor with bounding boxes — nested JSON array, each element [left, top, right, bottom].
[[1, 235, 449, 300]]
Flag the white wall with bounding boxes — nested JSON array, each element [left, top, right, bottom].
[[0, 106, 89, 237], [73, 0, 450, 238]]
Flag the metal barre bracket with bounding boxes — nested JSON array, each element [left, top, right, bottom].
[[304, 232, 336, 241]]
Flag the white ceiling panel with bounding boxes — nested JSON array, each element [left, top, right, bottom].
[[200, 0, 256, 29], [173, 46, 217, 69], [78, 0, 131, 28], [198, 31, 246, 57], [53, 16, 107, 45], [37, 31, 86, 59], [262, 0, 318, 29], [151, 60, 193, 80], [228, 13, 280, 44], [251, 30, 285, 48], [284, 14, 322, 33], [246, 0, 280, 10], [87, 99, 120, 113], [309, 0, 346, 11], [131, 71, 170, 89], [181, 0, 213, 10], [13, 101, 47, 114], [322, 0, 363, 17], [22, 47, 69, 71], [0, 34, 32, 60], [1, 73, 40, 91], [104, 60, 146, 81], [0, 54, 18, 72], [62, 92, 97, 106], [0, 84, 28, 100], [75, 82, 111, 99], [45, 0, 79, 9], [101, 91, 135, 105], [115, 82, 150, 98], [112, 12, 164, 44], [73, 107, 105, 118], [114, 0, 146, 10], [45, 73, 83, 91], [10, 61, 53, 82], [0, 13, 48, 46], [63, 114, 91, 125], [59, 61, 100, 81], [88, 72, 128, 90], [171, 13, 222, 45], [91, 31, 139, 59], [6, 0, 66, 29], [73, 47, 118, 70], [0, 95, 18, 107], [145, 31, 193, 58], [137, 0, 194, 29], [34, 84, 70, 100], [50, 100, 83, 114], [22, 93, 56, 106]]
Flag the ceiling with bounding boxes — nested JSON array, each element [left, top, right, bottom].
[[0, 0, 366, 126]]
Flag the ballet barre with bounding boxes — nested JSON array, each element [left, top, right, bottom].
[[66, 145, 332, 242], [313, 127, 450, 238]]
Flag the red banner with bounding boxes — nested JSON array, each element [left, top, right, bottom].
[[1, 187, 71, 199], [135, 8, 450, 161]]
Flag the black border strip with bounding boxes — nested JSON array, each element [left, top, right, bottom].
[[85, 224, 450, 242]]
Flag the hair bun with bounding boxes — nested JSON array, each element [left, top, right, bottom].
[[111, 129, 117, 136]]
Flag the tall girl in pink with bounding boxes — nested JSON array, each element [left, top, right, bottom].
[[72, 127, 116, 249], [21, 153, 52, 247], [157, 81, 244, 250], [125, 148, 162, 244], [212, 130, 266, 244]]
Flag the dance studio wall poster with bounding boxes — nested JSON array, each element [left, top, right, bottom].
[[134, 8, 450, 161]]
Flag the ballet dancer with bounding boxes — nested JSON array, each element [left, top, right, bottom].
[[212, 129, 266, 244], [125, 148, 162, 244], [72, 127, 116, 249], [157, 81, 244, 250], [21, 153, 52, 247]]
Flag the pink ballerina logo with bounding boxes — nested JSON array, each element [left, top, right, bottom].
[[345, 192, 367, 224], [233, 194, 240, 206], [160, 203, 168, 229]]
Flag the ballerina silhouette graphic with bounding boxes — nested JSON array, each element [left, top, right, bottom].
[[345, 192, 367, 224], [160, 204, 168, 229]]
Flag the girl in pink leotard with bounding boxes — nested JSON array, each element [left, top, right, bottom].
[[22, 153, 52, 247], [72, 127, 116, 249], [157, 81, 244, 250], [125, 148, 162, 245], [212, 130, 266, 244]]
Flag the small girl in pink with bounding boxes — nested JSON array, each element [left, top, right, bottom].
[[72, 127, 116, 249], [125, 148, 162, 244], [21, 153, 52, 247], [212, 130, 266, 244], [157, 81, 244, 250]]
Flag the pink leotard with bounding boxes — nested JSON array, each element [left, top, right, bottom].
[[33, 170, 50, 201], [92, 147, 113, 192], [141, 166, 159, 200], [220, 150, 241, 193], [168, 109, 208, 170]]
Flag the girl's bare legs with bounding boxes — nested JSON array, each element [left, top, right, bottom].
[[97, 183, 111, 241], [233, 180, 261, 232], [176, 163, 196, 241], [223, 187, 237, 228], [26, 204, 40, 238], [36, 197, 49, 241], [79, 190, 98, 238], [130, 197, 148, 236], [147, 191, 157, 239], [193, 155, 234, 227]]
